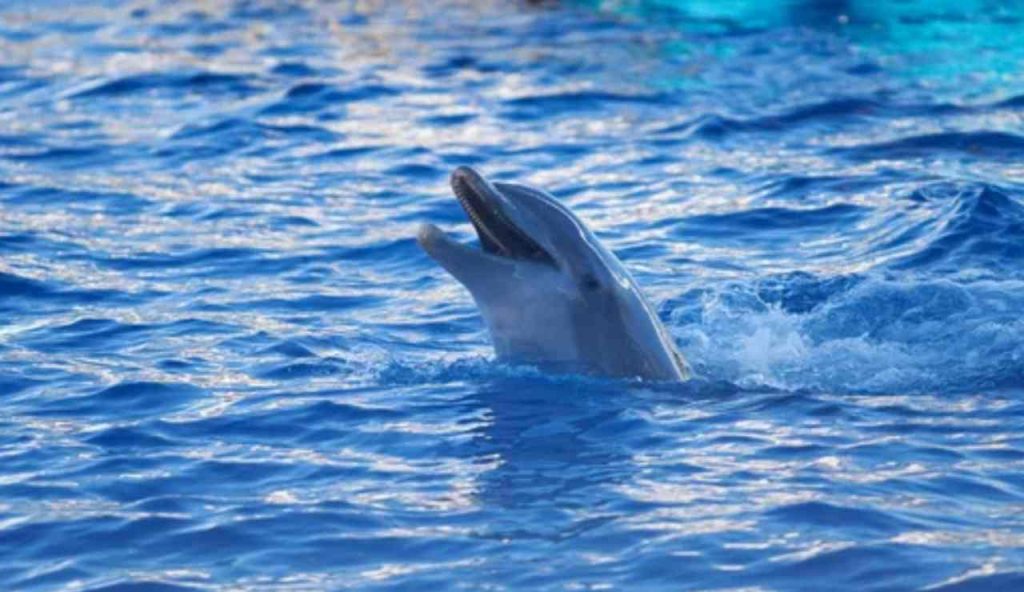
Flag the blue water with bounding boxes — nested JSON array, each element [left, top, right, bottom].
[[2, 0, 1024, 590]]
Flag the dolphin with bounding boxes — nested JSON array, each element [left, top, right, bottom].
[[417, 166, 689, 382]]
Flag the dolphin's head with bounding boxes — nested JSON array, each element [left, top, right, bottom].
[[418, 166, 622, 296], [417, 166, 688, 381]]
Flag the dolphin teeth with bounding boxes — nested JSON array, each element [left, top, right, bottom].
[[452, 175, 510, 256], [450, 170, 557, 267]]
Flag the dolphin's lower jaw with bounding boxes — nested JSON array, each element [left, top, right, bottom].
[[418, 166, 690, 382], [416, 221, 513, 287], [416, 223, 450, 258]]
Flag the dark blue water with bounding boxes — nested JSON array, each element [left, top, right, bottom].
[[2, 1, 1024, 590]]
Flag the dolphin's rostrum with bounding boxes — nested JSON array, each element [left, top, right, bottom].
[[418, 166, 689, 381]]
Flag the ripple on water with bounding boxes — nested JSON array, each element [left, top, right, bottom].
[[70, 71, 260, 100], [33, 381, 206, 418]]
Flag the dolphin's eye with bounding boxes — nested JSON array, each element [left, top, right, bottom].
[[581, 273, 601, 291]]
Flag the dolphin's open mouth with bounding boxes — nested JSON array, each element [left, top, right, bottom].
[[450, 166, 555, 265]]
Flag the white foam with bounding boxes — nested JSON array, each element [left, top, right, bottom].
[[673, 276, 1024, 393]]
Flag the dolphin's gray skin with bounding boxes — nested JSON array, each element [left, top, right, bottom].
[[417, 166, 689, 381]]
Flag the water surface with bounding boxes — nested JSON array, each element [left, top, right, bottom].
[[1, 1, 1023, 590]]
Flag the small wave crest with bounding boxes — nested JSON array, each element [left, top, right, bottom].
[[889, 183, 1024, 276]]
